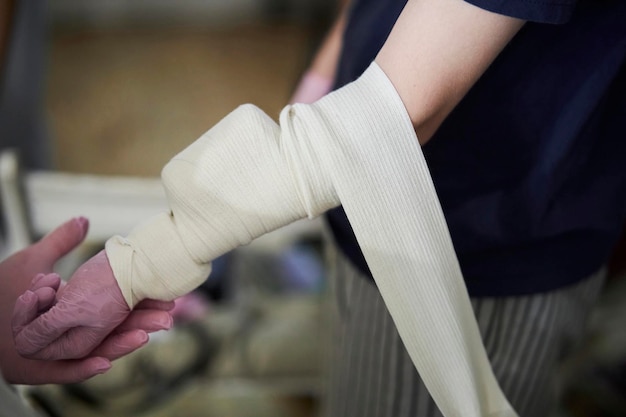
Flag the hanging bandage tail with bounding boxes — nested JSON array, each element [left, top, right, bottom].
[[286, 64, 518, 417]]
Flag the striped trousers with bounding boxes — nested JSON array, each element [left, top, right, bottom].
[[321, 246, 605, 417]]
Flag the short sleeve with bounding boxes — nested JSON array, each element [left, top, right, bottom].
[[464, 0, 578, 24]]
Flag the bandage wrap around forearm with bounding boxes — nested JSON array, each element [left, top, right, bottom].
[[105, 103, 338, 307], [106, 63, 518, 417]]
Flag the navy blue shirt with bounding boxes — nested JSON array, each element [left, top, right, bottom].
[[327, 0, 626, 296]]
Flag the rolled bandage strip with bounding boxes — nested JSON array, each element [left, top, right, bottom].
[[106, 63, 517, 417]]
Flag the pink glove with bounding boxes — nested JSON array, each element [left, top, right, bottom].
[[0, 217, 174, 384], [171, 291, 210, 324], [12, 250, 137, 361], [289, 71, 333, 104], [7, 273, 173, 384]]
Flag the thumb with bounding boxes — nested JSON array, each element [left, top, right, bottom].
[[35, 217, 89, 263]]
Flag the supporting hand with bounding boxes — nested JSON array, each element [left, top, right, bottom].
[[0, 218, 173, 384], [12, 250, 139, 361], [7, 273, 173, 384]]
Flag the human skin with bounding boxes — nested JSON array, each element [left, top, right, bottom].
[[1, 218, 173, 384]]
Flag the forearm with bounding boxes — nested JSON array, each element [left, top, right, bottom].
[[376, 0, 524, 143]]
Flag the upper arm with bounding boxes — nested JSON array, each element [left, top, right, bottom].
[[375, 0, 525, 143]]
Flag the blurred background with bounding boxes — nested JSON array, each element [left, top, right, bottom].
[[0, 1, 625, 417], [47, 0, 332, 177], [2, 1, 335, 416]]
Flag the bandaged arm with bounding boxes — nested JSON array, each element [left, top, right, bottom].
[[106, 0, 524, 416], [108, 0, 524, 304]]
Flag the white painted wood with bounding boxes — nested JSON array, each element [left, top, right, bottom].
[[26, 171, 168, 244]]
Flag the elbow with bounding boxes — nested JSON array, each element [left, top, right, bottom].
[[409, 99, 456, 146]]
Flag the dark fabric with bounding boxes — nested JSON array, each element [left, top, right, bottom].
[[326, 0, 626, 296], [0, 0, 52, 170], [464, 0, 577, 24]]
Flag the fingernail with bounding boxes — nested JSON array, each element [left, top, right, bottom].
[[94, 361, 112, 374], [19, 290, 36, 304], [137, 331, 149, 344], [154, 315, 173, 331], [46, 272, 61, 281], [31, 274, 46, 285], [74, 216, 89, 235]]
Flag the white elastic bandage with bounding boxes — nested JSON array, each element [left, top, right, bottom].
[[106, 63, 517, 417], [106, 104, 338, 307]]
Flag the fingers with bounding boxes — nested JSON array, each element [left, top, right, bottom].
[[36, 357, 112, 385], [88, 307, 173, 361], [12, 273, 82, 358], [13, 251, 132, 360], [32, 287, 56, 311], [5, 357, 112, 385], [114, 309, 173, 334], [89, 330, 150, 361], [89, 308, 173, 360], [55, 311, 172, 363], [13, 293, 124, 360], [45, 357, 112, 385], [30, 273, 62, 309], [11, 273, 61, 344], [31, 272, 61, 292], [12, 303, 84, 358], [13, 296, 131, 360], [35, 217, 89, 263], [11, 291, 40, 337], [134, 298, 176, 311], [11, 273, 61, 341], [14, 309, 170, 363], [20, 326, 114, 361], [14, 309, 169, 362]]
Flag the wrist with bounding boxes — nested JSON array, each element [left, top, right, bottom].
[[105, 214, 212, 307]]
